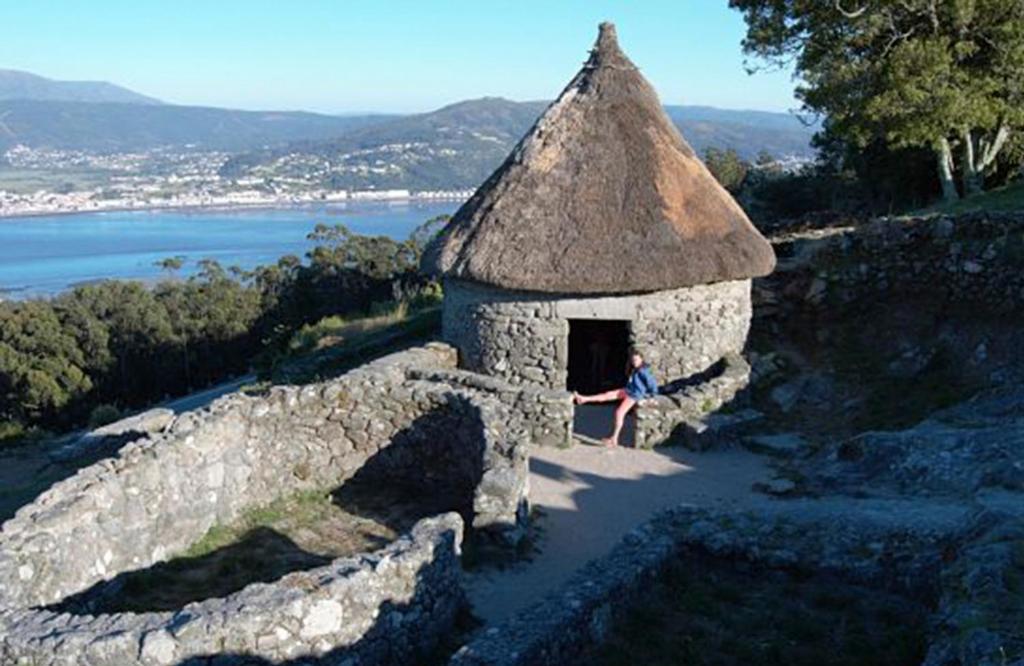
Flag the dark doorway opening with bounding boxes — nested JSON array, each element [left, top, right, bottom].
[[566, 319, 630, 395]]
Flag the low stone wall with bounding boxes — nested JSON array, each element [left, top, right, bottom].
[[763, 211, 1024, 317], [0, 343, 530, 665], [633, 353, 751, 448], [448, 504, 971, 666], [408, 366, 574, 448], [442, 278, 753, 390], [0, 513, 464, 666]]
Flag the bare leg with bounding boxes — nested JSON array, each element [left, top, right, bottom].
[[604, 396, 637, 447], [575, 388, 626, 404]]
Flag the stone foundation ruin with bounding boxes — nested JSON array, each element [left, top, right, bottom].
[[450, 503, 1021, 666], [0, 344, 549, 665]]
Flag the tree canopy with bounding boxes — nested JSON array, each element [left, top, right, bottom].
[[731, 0, 1024, 201]]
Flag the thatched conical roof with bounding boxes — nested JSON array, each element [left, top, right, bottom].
[[422, 22, 776, 294]]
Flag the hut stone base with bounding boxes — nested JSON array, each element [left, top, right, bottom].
[[442, 278, 753, 391]]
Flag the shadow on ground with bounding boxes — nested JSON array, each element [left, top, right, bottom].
[[54, 527, 333, 614], [49, 402, 488, 616]]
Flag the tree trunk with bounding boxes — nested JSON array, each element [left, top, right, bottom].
[[936, 137, 959, 202], [962, 129, 984, 197], [964, 122, 1011, 198]]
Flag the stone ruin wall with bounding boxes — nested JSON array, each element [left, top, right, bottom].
[[2, 514, 464, 666], [0, 344, 536, 666], [763, 211, 1024, 317], [442, 278, 753, 391], [632, 353, 751, 449], [449, 503, 1002, 666], [407, 365, 574, 448]]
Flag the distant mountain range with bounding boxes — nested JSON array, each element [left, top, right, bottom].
[[0, 70, 817, 190], [0, 99, 394, 153], [0, 69, 163, 105], [220, 98, 818, 191]]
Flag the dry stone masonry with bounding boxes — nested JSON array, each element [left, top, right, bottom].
[[764, 211, 1024, 316], [422, 23, 773, 455], [2, 514, 464, 666], [0, 22, 799, 666], [633, 353, 752, 449], [0, 343, 542, 666], [450, 501, 1020, 666], [442, 278, 753, 391]]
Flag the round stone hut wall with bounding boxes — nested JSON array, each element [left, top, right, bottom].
[[441, 278, 753, 390], [0, 346, 530, 665]]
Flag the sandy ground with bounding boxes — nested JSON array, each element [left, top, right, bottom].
[[464, 442, 775, 624], [464, 394, 982, 627]]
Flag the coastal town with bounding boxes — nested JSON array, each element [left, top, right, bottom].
[[0, 144, 473, 217]]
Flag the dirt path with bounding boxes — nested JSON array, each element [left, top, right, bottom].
[[463, 444, 776, 624], [463, 435, 980, 627]]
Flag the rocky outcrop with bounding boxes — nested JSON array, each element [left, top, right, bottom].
[[805, 386, 1024, 498], [925, 516, 1024, 666]]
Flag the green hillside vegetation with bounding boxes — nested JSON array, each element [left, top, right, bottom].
[[0, 218, 448, 445], [0, 84, 817, 161]]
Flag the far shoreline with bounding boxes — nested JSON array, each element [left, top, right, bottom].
[[0, 193, 468, 222]]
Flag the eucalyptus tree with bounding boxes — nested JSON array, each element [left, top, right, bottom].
[[731, 0, 1024, 200]]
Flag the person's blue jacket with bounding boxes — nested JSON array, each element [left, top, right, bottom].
[[625, 364, 658, 400]]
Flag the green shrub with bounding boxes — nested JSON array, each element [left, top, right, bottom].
[[289, 315, 348, 354], [88, 404, 121, 429], [411, 281, 444, 308], [0, 421, 26, 448]]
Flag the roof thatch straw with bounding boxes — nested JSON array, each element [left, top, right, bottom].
[[422, 22, 776, 295]]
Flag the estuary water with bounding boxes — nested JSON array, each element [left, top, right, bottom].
[[0, 201, 456, 298]]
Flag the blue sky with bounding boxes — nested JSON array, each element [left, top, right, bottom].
[[3, 1, 799, 114]]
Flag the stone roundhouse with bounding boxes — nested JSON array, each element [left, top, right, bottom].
[[424, 23, 776, 395]]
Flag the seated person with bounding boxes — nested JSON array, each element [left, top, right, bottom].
[[573, 347, 658, 447]]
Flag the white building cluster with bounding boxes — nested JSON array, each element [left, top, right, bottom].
[[0, 145, 471, 217]]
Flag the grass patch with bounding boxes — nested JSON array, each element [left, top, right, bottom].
[[55, 478, 451, 614], [271, 304, 441, 384], [913, 179, 1024, 216], [287, 300, 412, 356], [183, 488, 329, 558], [587, 555, 928, 666]]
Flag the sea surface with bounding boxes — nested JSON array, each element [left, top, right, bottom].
[[0, 201, 457, 298]]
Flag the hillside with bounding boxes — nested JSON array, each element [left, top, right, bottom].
[[220, 98, 549, 190], [0, 69, 162, 105], [665, 105, 818, 161], [220, 97, 817, 191], [0, 100, 392, 152]]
